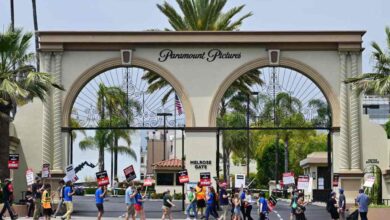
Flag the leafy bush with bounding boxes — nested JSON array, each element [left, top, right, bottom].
[[84, 187, 97, 195]]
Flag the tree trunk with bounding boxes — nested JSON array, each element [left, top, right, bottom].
[[0, 112, 11, 180], [110, 146, 113, 185], [10, 0, 14, 31], [98, 144, 104, 171], [222, 147, 227, 181], [31, 0, 40, 71], [275, 133, 279, 182], [284, 135, 289, 172], [114, 137, 118, 179]]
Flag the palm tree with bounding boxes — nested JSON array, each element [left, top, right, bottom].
[[157, 0, 253, 31], [10, 0, 14, 31], [31, 0, 40, 71], [346, 27, 390, 95], [0, 26, 62, 180]]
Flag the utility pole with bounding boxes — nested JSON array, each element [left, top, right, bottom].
[[157, 113, 172, 160]]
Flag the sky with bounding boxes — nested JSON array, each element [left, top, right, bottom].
[[1, 0, 390, 73], [1, 0, 389, 181]]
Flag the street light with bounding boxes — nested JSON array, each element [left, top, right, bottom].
[[244, 91, 259, 178], [157, 113, 172, 160]]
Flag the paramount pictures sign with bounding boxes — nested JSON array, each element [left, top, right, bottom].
[[158, 49, 241, 62]]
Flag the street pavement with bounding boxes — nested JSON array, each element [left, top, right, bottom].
[[66, 196, 330, 219]]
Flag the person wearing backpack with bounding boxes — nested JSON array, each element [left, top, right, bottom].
[[289, 189, 298, 220], [327, 192, 339, 220]]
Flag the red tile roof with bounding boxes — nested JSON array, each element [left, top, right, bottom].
[[153, 159, 183, 168]]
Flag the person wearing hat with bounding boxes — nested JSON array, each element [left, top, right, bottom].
[[0, 178, 17, 220], [338, 188, 346, 220], [327, 191, 339, 220], [185, 186, 197, 220]]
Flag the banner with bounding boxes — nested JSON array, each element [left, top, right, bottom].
[[200, 172, 211, 186], [96, 170, 109, 186], [363, 176, 375, 188], [178, 170, 189, 184], [26, 169, 34, 186], [123, 165, 137, 182], [42, 163, 51, 178], [235, 174, 246, 188], [64, 164, 78, 183], [8, 154, 19, 169], [333, 174, 339, 187], [282, 172, 295, 185], [297, 175, 310, 190], [143, 174, 154, 186]]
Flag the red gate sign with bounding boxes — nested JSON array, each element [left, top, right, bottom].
[[282, 172, 295, 185], [178, 170, 189, 184], [200, 172, 211, 186], [96, 170, 109, 186], [123, 165, 137, 182], [333, 174, 339, 187], [42, 163, 51, 178], [8, 154, 19, 169], [143, 174, 154, 186]]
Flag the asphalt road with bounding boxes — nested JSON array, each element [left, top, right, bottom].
[[70, 196, 331, 219]]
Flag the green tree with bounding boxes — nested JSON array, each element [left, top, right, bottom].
[[0, 27, 62, 180], [308, 99, 331, 127], [346, 27, 390, 95]]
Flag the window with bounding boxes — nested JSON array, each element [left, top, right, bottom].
[[156, 173, 174, 185], [141, 157, 144, 164], [140, 173, 145, 180]]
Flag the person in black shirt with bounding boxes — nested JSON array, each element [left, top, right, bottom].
[[0, 178, 16, 220], [328, 192, 339, 220], [32, 177, 44, 220], [25, 186, 34, 218]]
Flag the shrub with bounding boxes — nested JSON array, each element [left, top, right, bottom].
[[84, 187, 97, 195]]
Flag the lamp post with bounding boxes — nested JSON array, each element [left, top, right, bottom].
[[245, 91, 259, 178], [157, 113, 172, 160]]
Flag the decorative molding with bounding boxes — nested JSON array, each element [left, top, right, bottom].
[[208, 57, 341, 127], [53, 52, 63, 171], [41, 52, 53, 165], [350, 52, 361, 170], [339, 52, 350, 170], [62, 57, 195, 128]]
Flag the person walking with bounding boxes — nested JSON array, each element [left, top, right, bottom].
[[0, 178, 16, 220], [257, 192, 268, 220], [195, 182, 206, 219], [113, 178, 119, 197], [289, 189, 298, 220], [61, 181, 74, 220], [294, 193, 308, 220], [95, 185, 107, 220], [162, 189, 175, 220], [53, 180, 65, 218], [338, 188, 346, 220], [244, 191, 254, 220], [205, 186, 218, 220], [41, 184, 53, 220], [356, 189, 370, 220], [32, 177, 43, 220], [218, 183, 229, 220], [134, 187, 145, 220], [239, 189, 246, 220], [232, 194, 241, 220], [125, 183, 136, 220], [186, 187, 197, 220], [327, 192, 339, 220], [25, 187, 34, 218]]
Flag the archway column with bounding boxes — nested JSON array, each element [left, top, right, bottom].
[[41, 52, 53, 166], [339, 52, 350, 171], [53, 52, 64, 171]]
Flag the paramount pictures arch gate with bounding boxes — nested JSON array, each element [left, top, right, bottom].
[[17, 30, 388, 202]]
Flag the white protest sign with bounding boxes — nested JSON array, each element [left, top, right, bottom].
[[282, 172, 295, 185], [26, 169, 34, 186], [364, 176, 375, 188], [297, 175, 310, 191], [235, 174, 246, 188], [64, 164, 78, 182]]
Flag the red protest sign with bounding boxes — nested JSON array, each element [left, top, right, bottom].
[[96, 171, 109, 186], [123, 165, 137, 182], [333, 174, 339, 187], [8, 154, 19, 169], [143, 174, 154, 186], [178, 170, 189, 184], [200, 172, 211, 186]]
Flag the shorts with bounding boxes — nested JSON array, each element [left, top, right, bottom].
[[197, 199, 206, 208], [127, 204, 135, 216], [134, 204, 142, 211], [96, 203, 104, 212], [43, 208, 52, 216]]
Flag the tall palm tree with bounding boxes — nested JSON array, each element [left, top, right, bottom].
[[346, 26, 390, 95], [0, 26, 62, 180], [31, 0, 40, 71], [157, 0, 253, 31], [10, 0, 14, 31]]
